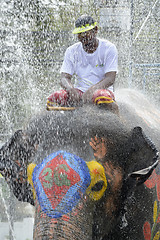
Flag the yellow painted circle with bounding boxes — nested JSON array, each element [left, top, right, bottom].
[[86, 161, 107, 201]]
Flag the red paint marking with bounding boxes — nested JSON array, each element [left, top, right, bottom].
[[156, 175, 160, 201], [61, 215, 70, 222], [145, 170, 157, 189], [39, 154, 81, 210], [50, 219, 58, 224], [72, 208, 79, 216], [144, 170, 160, 201], [41, 212, 47, 219], [143, 221, 151, 240], [157, 213, 160, 223], [36, 202, 41, 213], [92, 169, 99, 175]]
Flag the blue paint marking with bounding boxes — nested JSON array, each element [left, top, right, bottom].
[[32, 151, 91, 218]]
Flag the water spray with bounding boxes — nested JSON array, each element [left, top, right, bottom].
[[133, 0, 159, 44]]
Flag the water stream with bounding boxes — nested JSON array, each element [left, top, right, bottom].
[[0, 0, 159, 239], [0, 186, 16, 240]]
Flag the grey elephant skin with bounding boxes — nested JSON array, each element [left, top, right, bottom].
[[0, 89, 160, 240]]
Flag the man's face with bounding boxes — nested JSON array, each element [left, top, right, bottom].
[[77, 28, 96, 46]]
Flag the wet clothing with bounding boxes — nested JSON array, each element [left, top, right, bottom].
[[47, 89, 115, 107], [47, 38, 118, 108], [60, 38, 118, 93]]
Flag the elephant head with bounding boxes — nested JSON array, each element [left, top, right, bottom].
[[0, 105, 159, 240]]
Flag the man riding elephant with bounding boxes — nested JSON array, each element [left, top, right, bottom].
[[47, 15, 119, 113]]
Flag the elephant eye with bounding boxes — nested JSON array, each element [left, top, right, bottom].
[[91, 180, 104, 192]]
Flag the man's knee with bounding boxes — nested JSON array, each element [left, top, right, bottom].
[[47, 90, 69, 107], [92, 89, 115, 104], [92, 89, 119, 115]]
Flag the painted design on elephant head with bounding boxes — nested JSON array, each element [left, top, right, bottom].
[[144, 169, 160, 201], [29, 150, 108, 219], [143, 168, 160, 240], [86, 160, 107, 201], [27, 163, 36, 199], [143, 202, 160, 240], [32, 151, 91, 218]]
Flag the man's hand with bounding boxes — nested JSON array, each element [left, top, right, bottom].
[[82, 72, 116, 104], [68, 87, 81, 104], [61, 72, 81, 105], [82, 89, 93, 103]]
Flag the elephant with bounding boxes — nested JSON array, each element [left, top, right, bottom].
[[0, 88, 160, 240]]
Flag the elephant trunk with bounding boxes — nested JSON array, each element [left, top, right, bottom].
[[33, 199, 94, 240]]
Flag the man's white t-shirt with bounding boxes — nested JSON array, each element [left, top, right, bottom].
[[60, 38, 118, 92]]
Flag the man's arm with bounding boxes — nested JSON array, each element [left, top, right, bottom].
[[61, 72, 73, 90], [61, 72, 81, 103], [82, 71, 116, 103]]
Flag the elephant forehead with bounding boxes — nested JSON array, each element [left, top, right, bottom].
[[32, 151, 91, 218]]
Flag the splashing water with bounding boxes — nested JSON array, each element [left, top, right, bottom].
[[116, 88, 160, 130], [0, 0, 159, 239], [0, 184, 16, 240]]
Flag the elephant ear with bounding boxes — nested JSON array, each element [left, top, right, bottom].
[[125, 127, 159, 185], [0, 130, 24, 172], [0, 130, 35, 205]]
